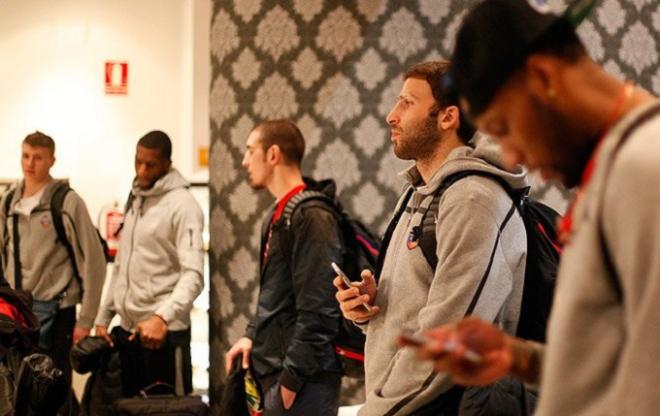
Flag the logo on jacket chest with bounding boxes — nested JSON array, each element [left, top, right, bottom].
[[40, 215, 52, 229], [407, 226, 421, 250]]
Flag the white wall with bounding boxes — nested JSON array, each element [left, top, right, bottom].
[[0, 0, 210, 221]]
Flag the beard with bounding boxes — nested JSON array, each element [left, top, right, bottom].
[[558, 139, 597, 188], [531, 97, 597, 189], [392, 115, 441, 161]]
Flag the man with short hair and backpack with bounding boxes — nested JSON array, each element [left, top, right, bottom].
[[225, 119, 346, 415], [335, 61, 534, 415], [0, 131, 107, 413]]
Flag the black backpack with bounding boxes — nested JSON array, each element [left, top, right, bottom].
[[0, 286, 65, 416], [2, 183, 111, 294], [379, 171, 561, 343], [281, 190, 381, 378], [13, 353, 68, 416]]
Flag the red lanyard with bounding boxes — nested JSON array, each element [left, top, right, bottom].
[[558, 82, 634, 242]]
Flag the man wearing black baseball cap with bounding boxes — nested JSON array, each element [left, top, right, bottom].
[[400, 0, 660, 414]]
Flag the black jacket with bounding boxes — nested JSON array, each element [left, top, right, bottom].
[[246, 178, 344, 392]]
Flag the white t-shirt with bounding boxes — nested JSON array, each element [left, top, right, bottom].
[[14, 187, 45, 217]]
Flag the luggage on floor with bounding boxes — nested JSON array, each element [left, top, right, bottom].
[[113, 382, 208, 416]]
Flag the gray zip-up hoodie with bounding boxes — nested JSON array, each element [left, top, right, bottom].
[[360, 136, 528, 416], [95, 168, 204, 331], [0, 179, 106, 328]]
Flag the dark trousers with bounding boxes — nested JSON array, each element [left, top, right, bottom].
[[410, 386, 464, 416], [113, 326, 193, 397], [48, 307, 75, 387], [263, 378, 341, 416]]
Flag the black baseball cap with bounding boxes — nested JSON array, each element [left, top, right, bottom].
[[448, 0, 597, 119]]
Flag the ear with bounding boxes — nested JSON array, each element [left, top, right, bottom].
[[266, 144, 281, 166], [524, 55, 561, 105], [438, 105, 460, 132]]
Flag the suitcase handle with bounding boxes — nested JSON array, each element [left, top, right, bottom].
[[139, 381, 177, 397]]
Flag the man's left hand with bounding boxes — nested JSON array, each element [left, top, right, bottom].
[[72, 326, 91, 344], [280, 385, 297, 410], [130, 315, 168, 349]]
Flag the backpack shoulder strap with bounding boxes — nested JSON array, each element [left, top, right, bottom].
[[1, 189, 16, 286], [443, 170, 529, 202], [417, 172, 492, 270], [417, 170, 522, 271], [1, 188, 15, 248], [419, 171, 518, 313], [2, 189, 24, 290], [277, 190, 341, 269], [598, 101, 660, 303], [281, 190, 338, 224], [50, 184, 72, 244], [2, 189, 15, 218], [113, 190, 134, 238], [375, 186, 414, 279], [50, 184, 83, 293]]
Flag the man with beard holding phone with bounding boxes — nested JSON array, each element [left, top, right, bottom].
[[334, 61, 528, 415]]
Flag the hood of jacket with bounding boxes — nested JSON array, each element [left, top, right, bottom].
[[7, 178, 69, 214], [128, 168, 190, 215], [131, 168, 190, 199], [401, 133, 528, 195], [302, 177, 337, 199]]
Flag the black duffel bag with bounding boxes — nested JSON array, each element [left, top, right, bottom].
[[113, 381, 209, 416]]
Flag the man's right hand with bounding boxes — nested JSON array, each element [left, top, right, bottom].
[[95, 324, 114, 347], [225, 337, 253, 374], [398, 317, 540, 386], [334, 269, 380, 323]]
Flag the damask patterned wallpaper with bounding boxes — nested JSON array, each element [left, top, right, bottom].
[[207, 0, 660, 412]]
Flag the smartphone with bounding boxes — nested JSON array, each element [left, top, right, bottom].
[[331, 262, 372, 312], [331, 262, 352, 288], [399, 330, 482, 364], [398, 329, 430, 347], [443, 339, 483, 364]]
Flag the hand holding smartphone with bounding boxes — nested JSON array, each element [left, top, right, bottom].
[[331, 262, 373, 312], [399, 329, 482, 364]]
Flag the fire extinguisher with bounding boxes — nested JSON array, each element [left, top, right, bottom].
[[98, 202, 124, 262]]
